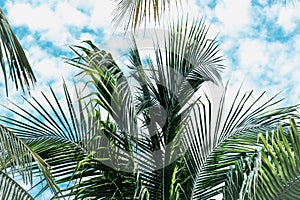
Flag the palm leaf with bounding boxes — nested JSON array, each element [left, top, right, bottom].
[[181, 82, 299, 199], [112, 0, 298, 31], [125, 18, 222, 199], [0, 171, 34, 200], [0, 81, 138, 199], [0, 8, 36, 95], [65, 17, 223, 199], [0, 82, 91, 198], [112, 0, 180, 31], [253, 119, 300, 199], [68, 41, 138, 138], [223, 119, 300, 199], [0, 124, 60, 197], [0, 82, 94, 197]]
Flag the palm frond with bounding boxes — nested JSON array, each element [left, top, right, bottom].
[[25, 137, 86, 198], [0, 80, 138, 199], [65, 17, 224, 199], [253, 119, 300, 199], [1, 82, 90, 142], [0, 82, 95, 198], [130, 17, 223, 112], [0, 8, 36, 95], [0, 124, 60, 197], [113, 18, 222, 199], [181, 82, 299, 199], [0, 171, 34, 200], [58, 151, 138, 199], [112, 0, 179, 31], [223, 119, 300, 200], [68, 41, 138, 138]]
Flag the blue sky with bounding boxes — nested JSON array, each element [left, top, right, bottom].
[[0, 0, 299, 108], [1, 0, 300, 199]]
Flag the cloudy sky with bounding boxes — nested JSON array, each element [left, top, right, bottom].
[[0, 0, 300, 198], [0, 0, 299, 108]]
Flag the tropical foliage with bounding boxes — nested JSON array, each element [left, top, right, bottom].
[[0, 1, 300, 200], [0, 8, 36, 95], [0, 171, 34, 200], [112, 0, 299, 31], [112, 0, 179, 30]]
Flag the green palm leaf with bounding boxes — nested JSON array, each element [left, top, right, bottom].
[[0, 124, 60, 198], [223, 119, 300, 200], [68, 41, 138, 138], [181, 82, 299, 199], [0, 82, 93, 198], [0, 8, 36, 95], [113, 0, 179, 31], [0, 171, 34, 200], [65, 17, 223, 199], [254, 119, 300, 199], [0, 81, 138, 199]]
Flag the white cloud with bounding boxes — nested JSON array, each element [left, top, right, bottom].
[[89, 0, 116, 30], [4, 0, 300, 107], [294, 35, 300, 52], [1, 1, 300, 199], [6, 1, 89, 45], [24, 45, 77, 83], [277, 5, 300, 33], [56, 2, 88, 26], [238, 39, 268, 70], [225, 34, 300, 106], [214, 0, 251, 34], [7, 3, 55, 30], [213, 0, 300, 106]]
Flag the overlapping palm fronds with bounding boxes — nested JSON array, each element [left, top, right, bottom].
[[1, 2, 300, 199], [63, 17, 223, 199], [0, 82, 93, 198], [222, 119, 300, 199], [0, 171, 34, 200], [253, 119, 300, 199], [0, 79, 141, 199], [182, 83, 299, 199], [6, 17, 295, 199], [0, 123, 60, 198]]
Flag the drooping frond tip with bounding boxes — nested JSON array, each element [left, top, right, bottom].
[[0, 8, 36, 96], [112, 0, 176, 31]]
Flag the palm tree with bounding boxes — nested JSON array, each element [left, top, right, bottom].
[[1, 2, 300, 200], [1, 15, 300, 200], [0, 172, 34, 200]]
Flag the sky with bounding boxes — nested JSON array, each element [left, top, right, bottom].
[[0, 0, 299, 107], [0, 0, 300, 199]]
